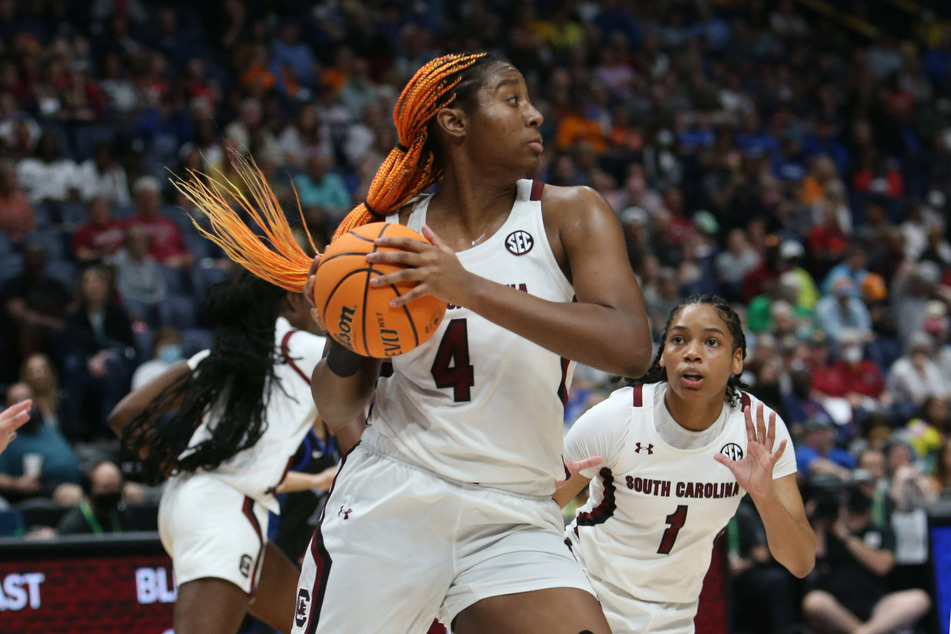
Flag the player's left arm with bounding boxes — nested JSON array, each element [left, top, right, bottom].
[[715, 403, 816, 578], [369, 186, 653, 377]]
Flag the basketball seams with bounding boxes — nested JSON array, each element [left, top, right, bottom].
[[313, 222, 446, 358]]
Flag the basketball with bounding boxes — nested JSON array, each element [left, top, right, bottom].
[[313, 222, 447, 358]]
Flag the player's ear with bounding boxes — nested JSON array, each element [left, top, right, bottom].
[[435, 106, 466, 140], [731, 348, 743, 375]]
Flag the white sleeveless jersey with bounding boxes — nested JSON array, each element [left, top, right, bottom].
[[564, 382, 797, 605], [373, 179, 575, 496], [178, 316, 325, 513]]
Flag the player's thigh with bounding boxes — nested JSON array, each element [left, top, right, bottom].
[[248, 541, 300, 633], [291, 446, 455, 633], [174, 577, 249, 634], [591, 575, 696, 634], [453, 587, 610, 634], [159, 474, 268, 593]]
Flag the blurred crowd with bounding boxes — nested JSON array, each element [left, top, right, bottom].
[[1, 0, 951, 630]]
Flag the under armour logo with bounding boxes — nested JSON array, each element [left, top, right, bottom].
[[338, 505, 353, 519], [635, 442, 654, 455]]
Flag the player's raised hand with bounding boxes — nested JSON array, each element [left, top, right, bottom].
[[0, 399, 32, 455], [714, 402, 787, 501]]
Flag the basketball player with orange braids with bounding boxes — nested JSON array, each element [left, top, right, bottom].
[[175, 52, 651, 633]]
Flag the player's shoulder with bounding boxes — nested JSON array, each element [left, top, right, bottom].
[[539, 183, 612, 218], [574, 384, 640, 426]]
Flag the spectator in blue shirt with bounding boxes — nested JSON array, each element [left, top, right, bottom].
[[796, 418, 856, 483]]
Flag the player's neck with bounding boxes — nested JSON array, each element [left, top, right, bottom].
[[663, 388, 724, 432], [428, 179, 516, 249]]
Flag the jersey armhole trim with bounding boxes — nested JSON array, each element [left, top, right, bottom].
[[280, 330, 311, 385]]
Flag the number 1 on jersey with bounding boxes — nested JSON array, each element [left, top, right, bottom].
[[657, 505, 688, 554], [430, 318, 474, 402]]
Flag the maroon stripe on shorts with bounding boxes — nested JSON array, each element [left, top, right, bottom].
[[241, 497, 264, 595], [302, 445, 357, 633]]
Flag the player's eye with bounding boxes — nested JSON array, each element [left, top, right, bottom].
[[670, 335, 685, 345], [707, 338, 720, 347], [507, 95, 519, 105]]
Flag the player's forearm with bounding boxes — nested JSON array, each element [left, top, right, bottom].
[[311, 359, 380, 431], [465, 278, 652, 377], [754, 492, 816, 578]]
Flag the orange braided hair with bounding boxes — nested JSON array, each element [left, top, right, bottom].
[[332, 51, 487, 240], [170, 52, 488, 293]]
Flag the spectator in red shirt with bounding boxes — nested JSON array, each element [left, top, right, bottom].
[[71, 196, 126, 264], [126, 176, 191, 269], [0, 158, 33, 244], [828, 328, 891, 412]]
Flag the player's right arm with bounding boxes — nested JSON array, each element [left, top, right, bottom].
[[304, 256, 382, 430], [107, 361, 191, 440]]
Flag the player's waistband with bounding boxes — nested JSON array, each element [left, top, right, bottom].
[[359, 425, 556, 503]]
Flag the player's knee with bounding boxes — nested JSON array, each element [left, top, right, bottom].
[[801, 590, 837, 617]]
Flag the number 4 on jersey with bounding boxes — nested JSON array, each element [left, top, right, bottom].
[[430, 318, 475, 402]]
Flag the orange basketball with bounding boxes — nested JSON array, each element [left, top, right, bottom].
[[313, 222, 447, 358]]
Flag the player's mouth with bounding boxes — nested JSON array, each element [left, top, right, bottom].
[[529, 138, 544, 153], [681, 372, 704, 389]]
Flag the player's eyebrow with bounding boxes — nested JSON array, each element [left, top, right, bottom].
[[669, 325, 727, 335]]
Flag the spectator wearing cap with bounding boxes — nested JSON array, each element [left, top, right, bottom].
[[126, 176, 192, 270], [795, 417, 855, 483], [887, 332, 951, 414], [814, 277, 872, 344]]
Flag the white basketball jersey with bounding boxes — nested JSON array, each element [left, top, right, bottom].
[[179, 316, 325, 512], [373, 179, 575, 496], [565, 382, 797, 605]]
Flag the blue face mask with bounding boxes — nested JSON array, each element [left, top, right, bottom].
[[157, 344, 183, 364]]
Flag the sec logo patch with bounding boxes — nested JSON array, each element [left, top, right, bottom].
[[505, 230, 534, 255], [720, 442, 743, 461]]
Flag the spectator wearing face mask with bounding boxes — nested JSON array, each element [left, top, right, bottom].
[[57, 460, 138, 535], [130, 327, 183, 391], [826, 328, 891, 415]]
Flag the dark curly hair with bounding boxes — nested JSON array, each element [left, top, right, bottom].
[[631, 294, 748, 407], [121, 271, 288, 483]]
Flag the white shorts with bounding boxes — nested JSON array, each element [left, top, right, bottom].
[[292, 429, 596, 634], [158, 473, 269, 595], [586, 572, 697, 634]]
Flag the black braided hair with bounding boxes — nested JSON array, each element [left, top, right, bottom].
[[121, 271, 288, 483], [631, 294, 748, 407]]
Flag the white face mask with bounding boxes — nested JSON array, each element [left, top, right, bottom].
[[842, 346, 863, 364]]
